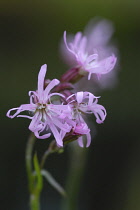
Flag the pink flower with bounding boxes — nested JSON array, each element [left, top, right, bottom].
[[66, 91, 106, 147], [61, 19, 117, 80], [6, 64, 71, 147]]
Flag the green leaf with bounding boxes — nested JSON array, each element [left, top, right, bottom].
[[41, 169, 67, 197], [33, 153, 43, 192]]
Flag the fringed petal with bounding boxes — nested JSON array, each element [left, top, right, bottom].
[[60, 130, 67, 141], [38, 64, 47, 101], [34, 130, 51, 139], [78, 132, 91, 148], [6, 104, 36, 119], [88, 54, 117, 75], [29, 112, 51, 139], [49, 122, 63, 147], [79, 36, 87, 52], [51, 116, 71, 133], [86, 54, 98, 64], [76, 92, 84, 104], [91, 104, 107, 123], [73, 32, 82, 48], [74, 122, 90, 135], [66, 93, 75, 102], [88, 72, 92, 80], [78, 136, 84, 147], [86, 132, 91, 147], [29, 112, 41, 132], [64, 31, 77, 57], [44, 79, 60, 102], [17, 115, 33, 119], [48, 93, 65, 101]]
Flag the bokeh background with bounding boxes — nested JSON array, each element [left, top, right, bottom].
[[1, 0, 140, 210]]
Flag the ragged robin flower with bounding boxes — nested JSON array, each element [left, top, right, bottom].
[[64, 91, 106, 147], [61, 19, 117, 80], [6, 64, 72, 147]]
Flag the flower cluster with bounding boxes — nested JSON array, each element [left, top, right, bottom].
[[7, 64, 106, 147], [7, 19, 117, 147]]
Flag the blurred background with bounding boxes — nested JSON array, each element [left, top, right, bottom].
[[1, 0, 140, 209]]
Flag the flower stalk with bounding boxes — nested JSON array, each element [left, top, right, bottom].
[[26, 133, 42, 210], [30, 194, 40, 210], [26, 132, 36, 193]]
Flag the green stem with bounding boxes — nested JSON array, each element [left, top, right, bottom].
[[26, 132, 41, 210], [30, 193, 40, 210], [40, 150, 52, 169], [40, 140, 61, 169], [26, 132, 35, 192]]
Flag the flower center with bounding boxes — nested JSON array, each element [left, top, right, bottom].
[[36, 103, 48, 122], [37, 103, 47, 110]]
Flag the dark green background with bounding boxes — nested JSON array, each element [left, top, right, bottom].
[[1, 0, 140, 209]]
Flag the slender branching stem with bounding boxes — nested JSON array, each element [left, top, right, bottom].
[[26, 132, 41, 210]]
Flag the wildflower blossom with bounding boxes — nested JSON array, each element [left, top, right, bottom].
[[61, 19, 117, 80], [6, 64, 72, 147], [66, 91, 106, 147]]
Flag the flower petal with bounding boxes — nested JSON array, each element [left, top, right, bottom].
[[66, 93, 75, 102], [78, 132, 91, 147], [60, 130, 67, 141], [87, 92, 99, 106], [73, 32, 82, 48], [49, 122, 63, 147], [34, 130, 51, 139], [86, 54, 98, 64], [74, 122, 90, 135], [64, 31, 77, 57], [88, 54, 117, 75], [91, 104, 107, 123], [78, 136, 84, 147], [28, 112, 51, 139], [44, 79, 60, 102], [79, 36, 87, 52], [76, 92, 84, 104], [17, 115, 33, 119], [29, 112, 41, 132], [88, 72, 92, 80], [86, 132, 91, 147], [51, 116, 71, 132], [38, 64, 47, 101], [6, 104, 36, 119], [48, 92, 65, 100]]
